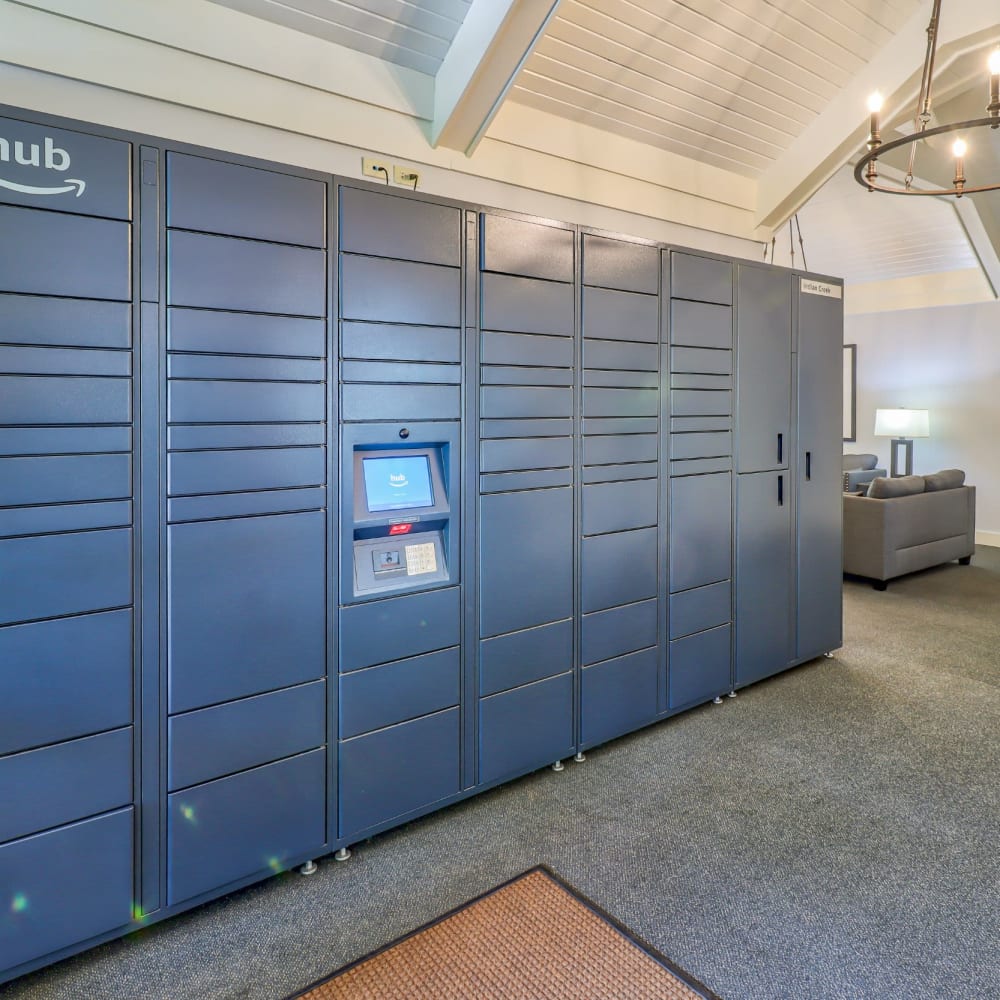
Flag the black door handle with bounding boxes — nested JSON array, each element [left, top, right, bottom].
[[778, 474, 784, 506], [806, 451, 812, 481], [777, 433, 783, 464]]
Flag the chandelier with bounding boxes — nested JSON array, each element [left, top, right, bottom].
[[854, 0, 1000, 197]]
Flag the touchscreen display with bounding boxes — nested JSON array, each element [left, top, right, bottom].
[[363, 455, 434, 512]]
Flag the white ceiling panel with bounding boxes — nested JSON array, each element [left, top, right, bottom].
[[510, 0, 923, 178], [791, 167, 980, 284], [209, 0, 473, 75]]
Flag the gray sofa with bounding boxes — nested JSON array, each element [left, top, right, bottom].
[[843, 453, 887, 492], [843, 470, 976, 588]]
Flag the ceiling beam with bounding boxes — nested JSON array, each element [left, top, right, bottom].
[[431, 0, 562, 155], [754, 1, 1000, 233]]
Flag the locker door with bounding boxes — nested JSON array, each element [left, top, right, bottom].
[[735, 470, 792, 686], [795, 284, 844, 660], [736, 266, 791, 473]]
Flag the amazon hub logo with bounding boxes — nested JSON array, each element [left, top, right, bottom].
[[0, 134, 87, 198]]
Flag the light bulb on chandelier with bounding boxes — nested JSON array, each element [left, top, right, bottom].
[[855, 2, 1000, 198]]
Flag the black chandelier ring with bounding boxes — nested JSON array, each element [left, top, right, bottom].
[[854, 116, 1000, 197]]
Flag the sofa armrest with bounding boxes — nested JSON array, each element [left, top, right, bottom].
[[843, 494, 891, 579], [844, 468, 886, 492]]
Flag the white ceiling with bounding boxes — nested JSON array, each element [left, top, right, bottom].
[[510, 0, 923, 177], [790, 166, 980, 283], [209, 0, 474, 75], [197, 0, 999, 301]]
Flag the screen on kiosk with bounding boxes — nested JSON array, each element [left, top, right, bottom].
[[363, 455, 434, 512]]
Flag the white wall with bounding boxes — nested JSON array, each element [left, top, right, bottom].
[[846, 300, 1000, 543]]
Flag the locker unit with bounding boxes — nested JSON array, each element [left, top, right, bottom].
[[579, 233, 663, 745], [0, 103, 844, 985], [163, 151, 331, 905], [478, 212, 576, 781], [0, 115, 136, 972], [734, 265, 844, 688], [667, 252, 735, 708], [337, 184, 466, 839]]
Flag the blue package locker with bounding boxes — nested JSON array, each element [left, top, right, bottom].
[[477, 212, 577, 781], [162, 151, 331, 905], [0, 114, 136, 973], [578, 233, 664, 747], [667, 252, 736, 709], [336, 183, 466, 843]]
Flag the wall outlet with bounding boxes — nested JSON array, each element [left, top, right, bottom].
[[361, 156, 392, 182], [393, 165, 420, 188]]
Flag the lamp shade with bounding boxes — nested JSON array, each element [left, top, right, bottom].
[[874, 408, 930, 438]]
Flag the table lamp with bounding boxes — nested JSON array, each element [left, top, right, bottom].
[[874, 408, 929, 477]]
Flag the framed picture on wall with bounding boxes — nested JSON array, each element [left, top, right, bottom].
[[844, 344, 857, 442]]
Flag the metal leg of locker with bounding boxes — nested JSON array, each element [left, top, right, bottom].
[[728, 690, 738, 698], [823, 652, 835, 658], [574, 751, 586, 763], [551, 760, 565, 772], [298, 860, 318, 876], [334, 847, 352, 862], [712, 695, 723, 704]]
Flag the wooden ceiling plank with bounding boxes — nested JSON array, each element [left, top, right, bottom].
[[532, 37, 800, 144], [536, 27, 813, 130], [525, 54, 792, 157], [512, 76, 774, 171], [508, 87, 770, 177], [279, 0, 456, 51], [551, 5, 827, 115], [210, 0, 444, 72], [712, 0, 884, 65], [620, 0, 867, 88], [563, 0, 835, 104]]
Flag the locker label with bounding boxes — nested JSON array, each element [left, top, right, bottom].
[[800, 279, 841, 299], [405, 542, 438, 576]]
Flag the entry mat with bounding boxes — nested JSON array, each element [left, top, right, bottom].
[[289, 865, 722, 999]]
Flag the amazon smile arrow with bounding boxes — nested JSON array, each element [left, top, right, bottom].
[[0, 176, 86, 197]]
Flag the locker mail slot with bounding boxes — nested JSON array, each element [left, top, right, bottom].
[[670, 300, 732, 349], [340, 708, 460, 838], [670, 252, 732, 305], [481, 273, 574, 337], [168, 307, 325, 357], [480, 619, 572, 696], [340, 587, 461, 671], [0, 610, 132, 756], [581, 647, 658, 748], [341, 186, 460, 266], [670, 581, 731, 640], [581, 599, 657, 666], [481, 213, 573, 282], [342, 322, 461, 364], [583, 286, 658, 343], [0, 728, 132, 844], [479, 673, 573, 785], [0, 293, 129, 349], [669, 624, 731, 709], [168, 680, 326, 791], [167, 152, 325, 248], [340, 647, 459, 739], [167, 749, 325, 906], [582, 234, 659, 295], [0, 809, 133, 974]]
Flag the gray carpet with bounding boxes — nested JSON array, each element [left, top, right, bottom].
[[4, 550, 998, 1000]]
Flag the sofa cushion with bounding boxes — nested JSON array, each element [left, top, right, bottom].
[[867, 475, 925, 498], [923, 468, 965, 492], [843, 453, 879, 471]]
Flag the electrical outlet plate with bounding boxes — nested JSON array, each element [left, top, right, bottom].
[[361, 156, 391, 181], [393, 165, 420, 188]]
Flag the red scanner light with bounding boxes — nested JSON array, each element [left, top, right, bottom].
[[389, 523, 413, 535]]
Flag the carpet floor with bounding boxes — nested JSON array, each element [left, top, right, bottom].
[[3, 548, 998, 1000]]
